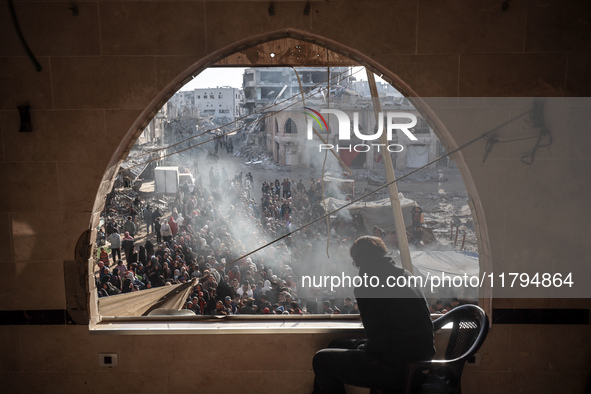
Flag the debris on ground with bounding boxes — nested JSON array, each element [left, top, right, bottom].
[[396, 168, 449, 183], [234, 145, 273, 165]]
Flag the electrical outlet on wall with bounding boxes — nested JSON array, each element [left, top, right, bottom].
[[99, 353, 118, 367], [466, 353, 481, 366]]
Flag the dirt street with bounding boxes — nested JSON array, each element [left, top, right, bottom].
[[221, 153, 477, 253], [131, 149, 477, 253]]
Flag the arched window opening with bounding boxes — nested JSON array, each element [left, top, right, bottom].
[[93, 40, 486, 321], [285, 118, 297, 134]]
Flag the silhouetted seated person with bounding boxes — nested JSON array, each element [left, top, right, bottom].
[[312, 236, 435, 393]]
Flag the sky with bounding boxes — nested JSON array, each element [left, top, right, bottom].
[[178, 66, 386, 91], [180, 68, 246, 90]]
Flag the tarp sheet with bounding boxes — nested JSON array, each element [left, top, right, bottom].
[[322, 175, 355, 197], [409, 250, 480, 299], [99, 280, 195, 317], [339, 150, 359, 167], [410, 250, 479, 278], [323, 195, 415, 233], [322, 175, 355, 184], [406, 144, 429, 168]]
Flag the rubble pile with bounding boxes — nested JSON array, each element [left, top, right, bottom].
[[165, 116, 235, 155], [166, 118, 199, 145], [105, 189, 138, 216], [396, 168, 448, 183], [351, 167, 476, 252], [353, 169, 386, 187], [234, 145, 273, 165], [405, 190, 476, 252]]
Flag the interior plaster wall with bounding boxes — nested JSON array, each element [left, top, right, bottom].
[[0, 1, 590, 392]]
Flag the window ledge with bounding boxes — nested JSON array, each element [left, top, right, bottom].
[[90, 318, 365, 335], [90, 314, 449, 335]]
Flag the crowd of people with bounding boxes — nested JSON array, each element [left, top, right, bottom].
[[96, 162, 365, 315], [96, 155, 473, 317], [429, 298, 462, 314]]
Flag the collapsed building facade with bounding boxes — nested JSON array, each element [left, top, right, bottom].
[[260, 99, 442, 169], [241, 67, 444, 170], [242, 67, 350, 114]]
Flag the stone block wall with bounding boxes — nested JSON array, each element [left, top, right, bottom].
[[0, 1, 589, 392]]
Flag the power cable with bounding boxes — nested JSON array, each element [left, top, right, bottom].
[[224, 106, 536, 267], [118, 68, 362, 172], [7, 0, 42, 72], [124, 68, 357, 162], [481, 101, 552, 164]]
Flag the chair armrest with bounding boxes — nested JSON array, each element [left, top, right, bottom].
[[402, 358, 470, 394], [402, 360, 434, 394]]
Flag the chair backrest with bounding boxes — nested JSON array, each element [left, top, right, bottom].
[[433, 304, 489, 386]]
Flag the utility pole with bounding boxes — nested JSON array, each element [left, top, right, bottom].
[[366, 70, 414, 274]]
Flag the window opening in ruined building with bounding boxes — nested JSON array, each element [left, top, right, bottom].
[[95, 65, 480, 320], [413, 118, 431, 134], [285, 118, 297, 134]]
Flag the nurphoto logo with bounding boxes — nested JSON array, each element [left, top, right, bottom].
[[303, 107, 418, 153]]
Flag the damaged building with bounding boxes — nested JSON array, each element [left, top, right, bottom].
[[240, 66, 443, 169], [257, 88, 442, 170], [169, 87, 244, 122], [242, 67, 351, 115]]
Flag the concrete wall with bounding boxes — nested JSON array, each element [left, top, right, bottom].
[[1, 1, 590, 393]]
